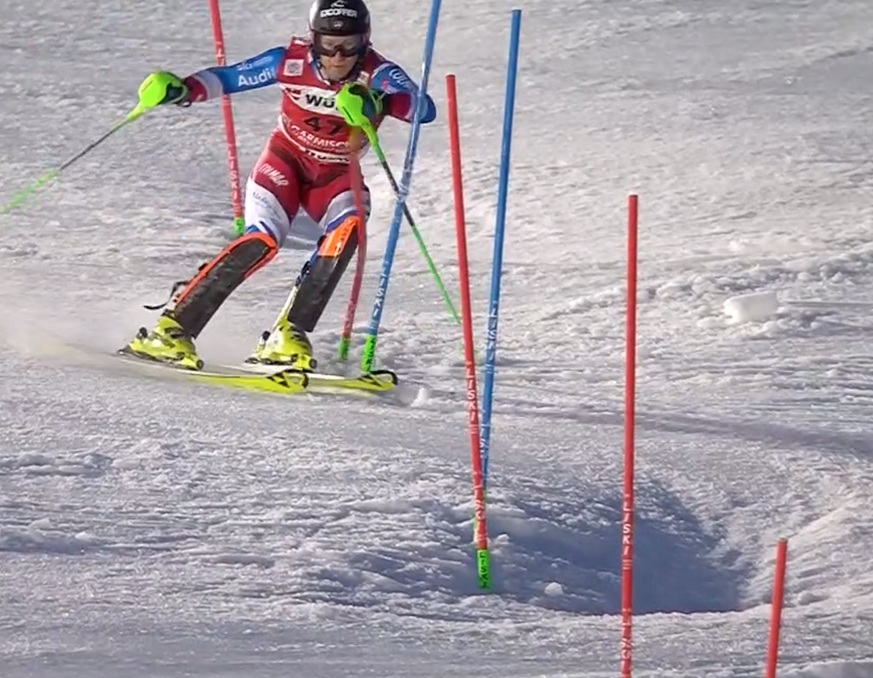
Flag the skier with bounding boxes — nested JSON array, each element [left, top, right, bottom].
[[122, 0, 436, 371]]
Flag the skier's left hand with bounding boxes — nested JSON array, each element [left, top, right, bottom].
[[336, 83, 384, 128], [138, 71, 191, 110]]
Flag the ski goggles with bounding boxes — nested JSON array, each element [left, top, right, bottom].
[[313, 33, 367, 58]]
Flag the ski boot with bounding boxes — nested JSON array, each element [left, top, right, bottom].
[[122, 311, 204, 371], [246, 319, 317, 372]]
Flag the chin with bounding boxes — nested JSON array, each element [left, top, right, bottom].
[[321, 62, 355, 80]]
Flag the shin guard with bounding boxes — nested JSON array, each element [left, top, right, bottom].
[[286, 216, 360, 332], [170, 232, 277, 338]]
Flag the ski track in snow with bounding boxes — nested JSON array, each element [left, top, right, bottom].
[[3, 0, 873, 676]]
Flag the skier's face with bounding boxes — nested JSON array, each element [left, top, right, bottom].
[[319, 51, 356, 81], [314, 34, 364, 82]]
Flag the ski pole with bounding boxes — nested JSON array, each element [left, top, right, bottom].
[[358, 121, 461, 328], [1, 114, 135, 216], [1, 72, 175, 216]]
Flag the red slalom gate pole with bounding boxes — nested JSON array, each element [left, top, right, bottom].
[[446, 73, 490, 590], [338, 131, 368, 362], [621, 193, 639, 678], [207, 0, 245, 236], [765, 538, 789, 678]]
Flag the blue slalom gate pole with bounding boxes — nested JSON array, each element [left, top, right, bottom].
[[480, 9, 522, 487], [361, 0, 443, 373]]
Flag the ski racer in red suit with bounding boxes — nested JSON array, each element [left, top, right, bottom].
[[122, 0, 436, 372]]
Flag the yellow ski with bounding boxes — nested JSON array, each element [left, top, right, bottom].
[[188, 368, 308, 395], [116, 350, 309, 395], [116, 350, 396, 397], [306, 370, 397, 393], [218, 362, 398, 395]]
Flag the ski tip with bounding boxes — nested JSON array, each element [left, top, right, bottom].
[[367, 369, 399, 386]]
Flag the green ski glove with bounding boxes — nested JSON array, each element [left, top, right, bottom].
[[137, 71, 191, 109], [336, 83, 384, 129]]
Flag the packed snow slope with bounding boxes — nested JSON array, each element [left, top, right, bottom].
[[2, 0, 873, 676]]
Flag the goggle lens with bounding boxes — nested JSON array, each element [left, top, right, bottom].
[[314, 34, 365, 57]]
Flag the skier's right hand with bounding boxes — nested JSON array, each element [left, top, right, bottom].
[[137, 71, 192, 110], [336, 83, 383, 129]]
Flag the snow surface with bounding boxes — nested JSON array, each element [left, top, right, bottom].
[[2, 0, 873, 676]]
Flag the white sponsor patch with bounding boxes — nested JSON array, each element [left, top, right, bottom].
[[283, 59, 303, 77]]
